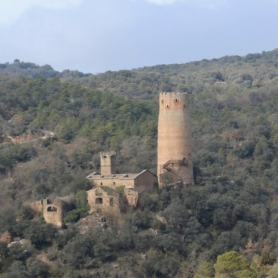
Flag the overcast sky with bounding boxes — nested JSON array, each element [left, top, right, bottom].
[[0, 0, 278, 73]]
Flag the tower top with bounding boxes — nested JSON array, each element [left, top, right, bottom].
[[159, 91, 188, 96], [100, 151, 116, 158], [159, 92, 189, 111]]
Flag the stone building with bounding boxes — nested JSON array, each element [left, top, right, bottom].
[[30, 196, 75, 227], [86, 151, 156, 207], [30, 151, 156, 226], [86, 170, 155, 195], [87, 186, 122, 217], [157, 92, 194, 186]]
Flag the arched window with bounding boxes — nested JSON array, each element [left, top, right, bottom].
[[174, 99, 179, 103], [110, 198, 114, 206], [47, 206, 57, 212]]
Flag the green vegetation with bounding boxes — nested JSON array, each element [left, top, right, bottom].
[[1, 49, 278, 276], [63, 190, 89, 224]]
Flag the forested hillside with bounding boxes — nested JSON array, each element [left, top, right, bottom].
[[2, 49, 278, 99], [1, 49, 278, 277]]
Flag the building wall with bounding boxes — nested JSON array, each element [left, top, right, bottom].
[[157, 92, 194, 185], [87, 188, 120, 217], [92, 177, 135, 189], [134, 171, 156, 193], [124, 188, 139, 207], [42, 199, 63, 227]]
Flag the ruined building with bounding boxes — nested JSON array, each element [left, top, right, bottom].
[[30, 196, 75, 227], [87, 152, 155, 195], [86, 151, 156, 211], [157, 92, 194, 186], [29, 152, 157, 227]]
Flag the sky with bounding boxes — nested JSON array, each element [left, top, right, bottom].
[[0, 0, 278, 73]]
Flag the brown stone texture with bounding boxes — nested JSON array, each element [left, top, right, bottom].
[[87, 187, 121, 217], [100, 151, 116, 175], [157, 92, 194, 185], [124, 188, 139, 207], [42, 196, 75, 227], [87, 170, 156, 194]]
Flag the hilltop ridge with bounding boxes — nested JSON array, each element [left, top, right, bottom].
[[2, 49, 278, 100]]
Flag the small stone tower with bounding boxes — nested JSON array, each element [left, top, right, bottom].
[[157, 92, 194, 186], [100, 151, 116, 175]]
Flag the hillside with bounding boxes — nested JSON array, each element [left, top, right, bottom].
[[2, 49, 278, 100], [1, 49, 278, 277]]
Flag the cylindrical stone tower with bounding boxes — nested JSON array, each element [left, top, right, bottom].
[[157, 92, 194, 186]]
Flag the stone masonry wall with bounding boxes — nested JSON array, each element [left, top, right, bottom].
[[157, 92, 194, 185]]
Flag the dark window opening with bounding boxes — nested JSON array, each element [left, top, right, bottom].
[[166, 105, 170, 109], [110, 198, 114, 206], [96, 198, 103, 204], [47, 206, 57, 212], [101, 217, 106, 223], [161, 100, 164, 104], [113, 182, 115, 185], [100, 182, 103, 185], [175, 99, 179, 103], [96, 208, 102, 213], [183, 104, 186, 109]]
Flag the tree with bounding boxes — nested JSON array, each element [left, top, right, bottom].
[[260, 252, 275, 266], [26, 258, 50, 278], [1, 260, 27, 278], [214, 251, 249, 278], [238, 269, 257, 278], [23, 222, 57, 249], [194, 261, 214, 278], [268, 262, 278, 278], [0, 241, 8, 259]]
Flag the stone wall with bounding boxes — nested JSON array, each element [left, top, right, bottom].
[[100, 151, 116, 175], [92, 177, 135, 189], [134, 170, 156, 193], [87, 187, 121, 217], [42, 199, 64, 227], [124, 188, 139, 207], [29, 197, 75, 227], [157, 92, 194, 185]]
